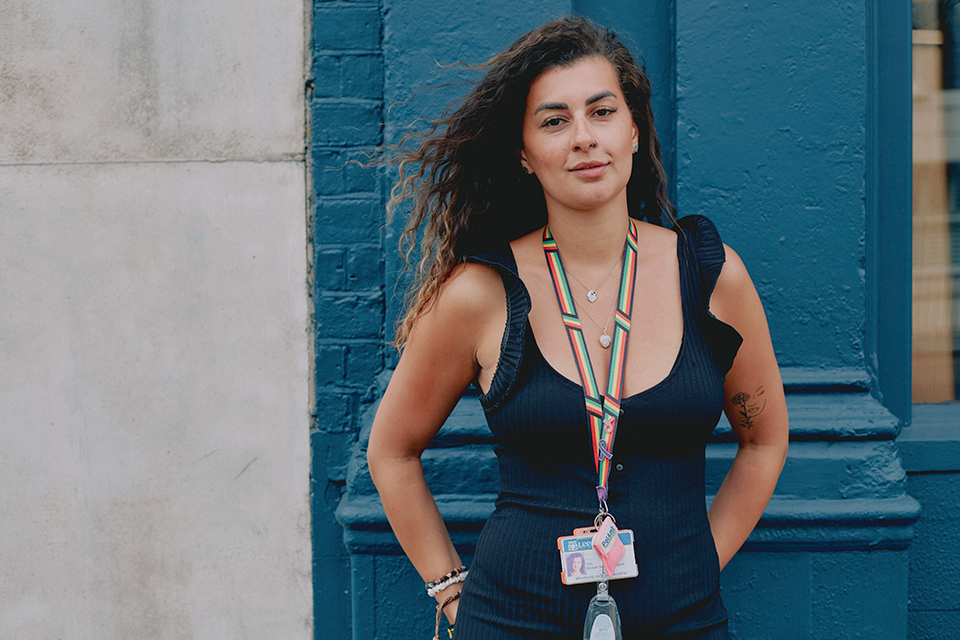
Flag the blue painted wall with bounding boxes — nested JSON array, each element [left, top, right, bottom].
[[310, 3, 385, 638], [899, 406, 960, 638], [676, 1, 867, 371], [311, 1, 939, 638]]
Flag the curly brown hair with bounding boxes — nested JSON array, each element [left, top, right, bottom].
[[389, 15, 675, 347]]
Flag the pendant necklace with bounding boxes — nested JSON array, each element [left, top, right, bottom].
[[566, 245, 626, 303], [578, 300, 616, 349]]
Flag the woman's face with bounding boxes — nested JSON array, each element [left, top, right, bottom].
[[572, 556, 583, 573], [519, 56, 639, 216]]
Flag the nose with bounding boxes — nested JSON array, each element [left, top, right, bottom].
[[571, 117, 597, 151]]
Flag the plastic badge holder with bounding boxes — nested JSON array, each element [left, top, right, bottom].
[[558, 528, 638, 585]]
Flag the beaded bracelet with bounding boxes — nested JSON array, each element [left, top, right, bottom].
[[425, 565, 467, 596], [425, 565, 467, 591], [426, 569, 468, 597]]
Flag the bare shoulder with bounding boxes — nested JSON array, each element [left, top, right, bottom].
[[710, 243, 765, 335], [713, 244, 753, 304], [416, 260, 506, 356], [646, 220, 679, 249], [433, 261, 506, 318], [635, 220, 679, 265]]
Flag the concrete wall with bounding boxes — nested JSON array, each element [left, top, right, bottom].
[[0, 2, 312, 638]]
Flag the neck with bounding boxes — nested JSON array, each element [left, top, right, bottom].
[[545, 200, 630, 267]]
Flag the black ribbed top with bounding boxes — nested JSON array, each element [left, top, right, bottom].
[[454, 216, 743, 639]]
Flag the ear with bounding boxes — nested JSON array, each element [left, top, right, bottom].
[[631, 121, 639, 151], [517, 148, 532, 174]]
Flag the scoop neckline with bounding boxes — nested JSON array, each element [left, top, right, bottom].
[[529, 321, 687, 403], [479, 227, 687, 404]]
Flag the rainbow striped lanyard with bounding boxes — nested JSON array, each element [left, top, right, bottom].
[[542, 220, 639, 512]]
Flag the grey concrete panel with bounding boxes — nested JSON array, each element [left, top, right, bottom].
[[0, 161, 311, 638], [0, 1, 304, 162]]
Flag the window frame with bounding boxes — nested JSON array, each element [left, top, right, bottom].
[[868, 0, 913, 422]]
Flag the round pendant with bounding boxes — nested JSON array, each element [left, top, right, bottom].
[[599, 333, 612, 349], [587, 290, 597, 303]]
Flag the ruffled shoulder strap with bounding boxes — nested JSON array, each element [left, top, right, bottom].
[[674, 215, 743, 375], [675, 214, 726, 302], [464, 248, 531, 411]]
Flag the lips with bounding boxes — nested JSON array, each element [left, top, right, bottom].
[[570, 161, 608, 178]]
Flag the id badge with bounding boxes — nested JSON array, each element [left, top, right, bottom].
[[557, 527, 638, 585]]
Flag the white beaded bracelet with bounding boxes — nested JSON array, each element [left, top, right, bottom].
[[427, 570, 468, 598]]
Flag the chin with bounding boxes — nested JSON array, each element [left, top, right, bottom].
[[543, 181, 629, 213], [571, 191, 624, 211]]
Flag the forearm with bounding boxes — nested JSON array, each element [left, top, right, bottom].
[[707, 441, 787, 570], [369, 453, 463, 621]]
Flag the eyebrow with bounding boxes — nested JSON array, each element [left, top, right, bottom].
[[533, 90, 617, 114]]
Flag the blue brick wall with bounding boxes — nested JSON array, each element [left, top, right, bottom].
[[310, 2, 385, 638]]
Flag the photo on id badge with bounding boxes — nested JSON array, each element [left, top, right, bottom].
[[557, 528, 638, 585]]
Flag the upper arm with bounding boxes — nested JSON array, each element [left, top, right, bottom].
[[710, 245, 789, 449], [367, 263, 507, 465]]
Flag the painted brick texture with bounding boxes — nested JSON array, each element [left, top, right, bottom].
[[311, 0, 384, 435], [310, 2, 385, 638]]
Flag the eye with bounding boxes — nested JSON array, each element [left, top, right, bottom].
[[594, 107, 616, 117], [541, 116, 565, 128]]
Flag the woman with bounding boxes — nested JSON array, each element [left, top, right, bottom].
[[567, 553, 587, 578], [367, 16, 788, 639]]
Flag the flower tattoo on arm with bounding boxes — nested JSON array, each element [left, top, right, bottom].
[[730, 386, 767, 429]]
